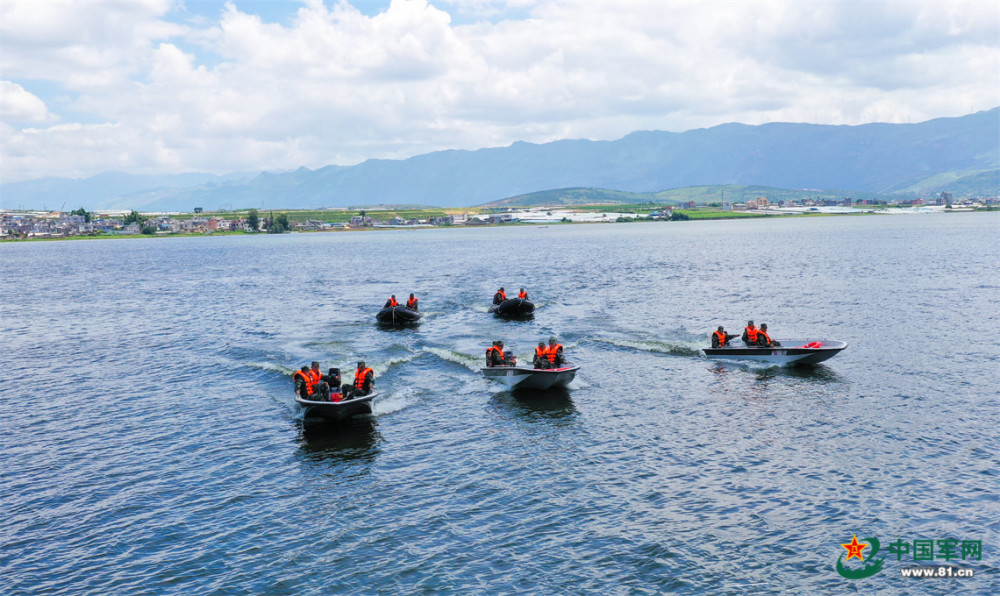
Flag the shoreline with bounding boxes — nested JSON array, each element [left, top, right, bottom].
[[2, 207, 994, 243]]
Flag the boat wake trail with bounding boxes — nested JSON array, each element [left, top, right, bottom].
[[371, 353, 420, 377], [372, 386, 420, 416], [592, 337, 702, 357], [248, 361, 298, 375], [422, 347, 482, 372]]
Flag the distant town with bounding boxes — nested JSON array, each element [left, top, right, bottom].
[[2, 192, 993, 240]]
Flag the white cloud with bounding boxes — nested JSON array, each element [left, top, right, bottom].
[[1, 0, 997, 182], [0, 81, 55, 123]]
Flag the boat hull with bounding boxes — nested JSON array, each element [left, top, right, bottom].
[[376, 306, 422, 325], [703, 339, 847, 366], [489, 298, 535, 318], [481, 364, 579, 390], [295, 390, 378, 422]]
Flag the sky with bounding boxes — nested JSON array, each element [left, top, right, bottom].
[[2, 0, 998, 183]]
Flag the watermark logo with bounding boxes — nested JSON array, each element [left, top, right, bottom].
[[836, 535, 885, 579], [834, 535, 982, 580]]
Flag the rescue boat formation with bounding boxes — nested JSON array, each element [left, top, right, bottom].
[[702, 339, 848, 365], [297, 288, 850, 425]]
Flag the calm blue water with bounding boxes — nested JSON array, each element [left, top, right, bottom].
[[2, 213, 998, 594]]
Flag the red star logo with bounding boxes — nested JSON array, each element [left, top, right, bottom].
[[841, 535, 868, 562]]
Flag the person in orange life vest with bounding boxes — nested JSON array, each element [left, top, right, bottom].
[[384, 295, 399, 308], [518, 288, 528, 299], [308, 361, 331, 401], [493, 287, 506, 305], [741, 320, 759, 346], [545, 337, 565, 367], [351, 361, 374, 396], [406, 293, 419, 310], [533, 341, 549, 369], [292, 365, 314, 398], [711, 326, 737, 348], [756, 323, 781, 348], [486, 341, 506, 367]]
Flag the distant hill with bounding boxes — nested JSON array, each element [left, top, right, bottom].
[[3, 108, 997, 211], [486, 185, 906, 208]]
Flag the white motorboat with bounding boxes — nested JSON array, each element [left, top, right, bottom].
[[481, 364, 580, 390], [703, 339, 847, 366]]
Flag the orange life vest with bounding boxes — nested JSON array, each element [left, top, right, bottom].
[[518, 290, 527, 299], [758, 330, 772, 346], [293, 370, 314, 395], [545, 344, 563, 365], [308, 369, 322, 385], [713, 330, 727, 345], [486, 346, 503, 365], [354, 367, 373, 391], [406, 297, 417, 309], [534, 346, 546, 359], [387, 297, 398, 307], [745, 325, 758, 343], [496, 290, 506, 301]]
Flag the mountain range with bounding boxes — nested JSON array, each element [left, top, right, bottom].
[[2, 108, 997, 211]]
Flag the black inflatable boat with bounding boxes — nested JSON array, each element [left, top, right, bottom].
[[376, 306, 422, 325], [489, 298, 535, 318]]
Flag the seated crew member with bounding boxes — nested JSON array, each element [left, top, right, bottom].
[[533, 341, 548, 369], [756, 324, 781, 348], [292, 365, 314, 399], [324, 367, 343, 401], [485, 341, 506, 367], [384, 295, 399, 308], [309, 361, 330, 401], [518, 288, 528, 300], [711, 326, 737, 348], [546, 337, 565, 368], [493, 287, 507, 305], [503, 349, 517, 366], [351, 361, 374, 397], [406, 293, 419, 310], [741, 320, 759, 347]]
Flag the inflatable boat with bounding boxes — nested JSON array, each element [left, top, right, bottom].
[[488, 298, 535, 318], [481, 364, 579, 390], [295, 390, 378, 422], [376, 306, 422, 325], [703, 339, 847, 366]]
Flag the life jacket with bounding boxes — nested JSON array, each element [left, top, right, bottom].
[[713, 330, 728, 345], [534, 346, 546, 360], [758, 330, 772, 346], [406, 297, 417, 309], [292, 370, 313, 395], [354, 367, 373, 391], [545, 344, 563, 365], [518, 290, 527, 299], [387, 297, 398, 307], [308, 369, 322, 385], [496, 290, 506, 301], [486, 346, 503, 365], [745, 325, 758, 343]]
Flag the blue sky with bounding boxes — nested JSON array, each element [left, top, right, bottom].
[[2, 0, 997, 183]]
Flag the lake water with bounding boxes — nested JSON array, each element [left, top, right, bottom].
[[2, 213, 998, 594]]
